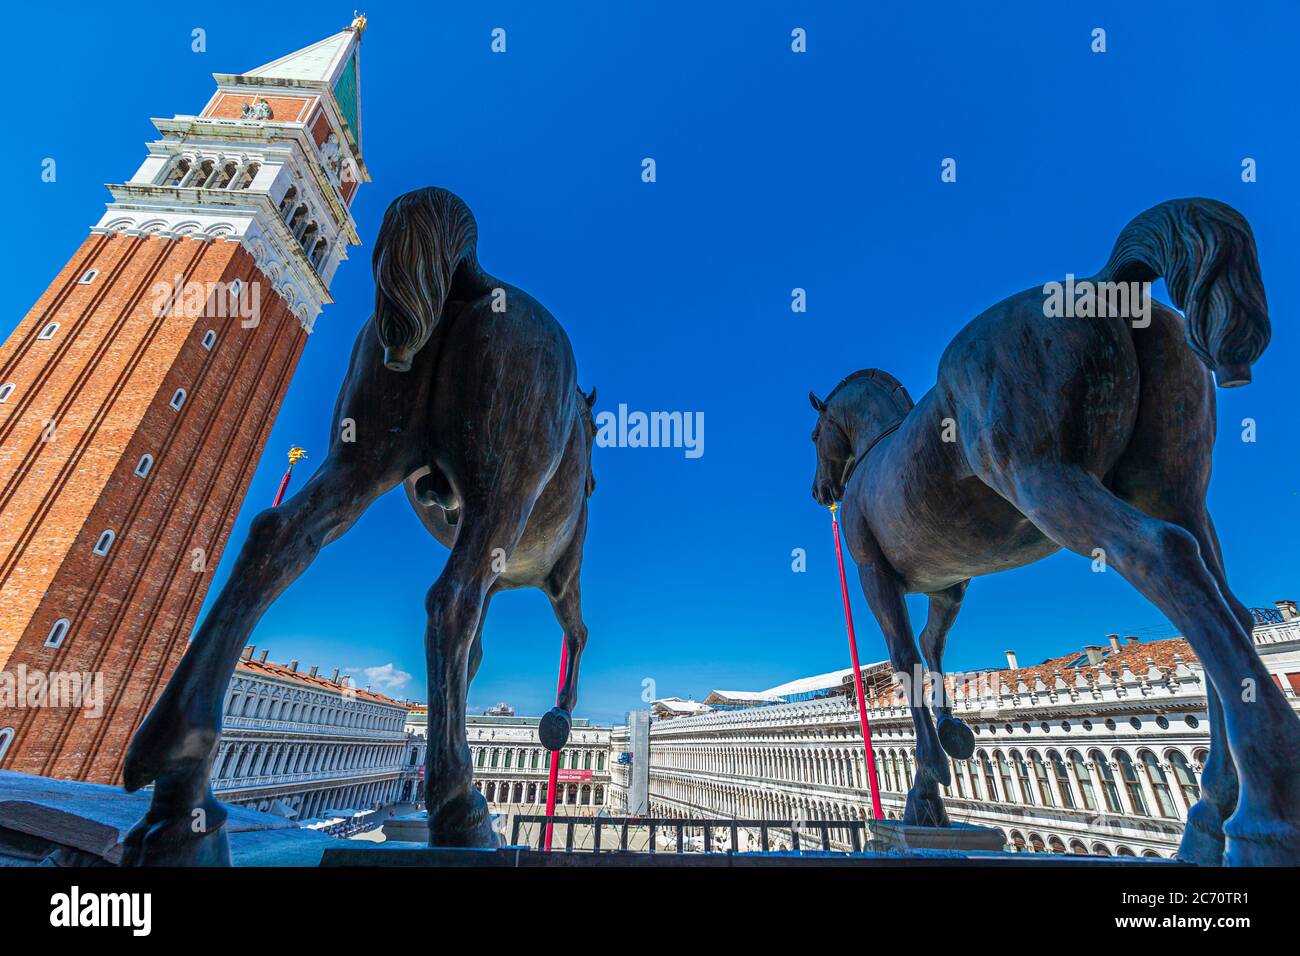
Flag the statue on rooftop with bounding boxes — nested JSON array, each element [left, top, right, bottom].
[[809, 198, 1297, 866], [120, 187, 598, 864]]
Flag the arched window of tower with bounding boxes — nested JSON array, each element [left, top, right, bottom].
[[233, 162, 260, 190], [169, 388, 187, 410], [158, 157, 191, 186], [210, 161, 238, 189], [92, 529, 115, 556], [44, 618, 71, 649], [189, 160, 213, 188]]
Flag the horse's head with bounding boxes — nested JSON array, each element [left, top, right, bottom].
[[578, 386, 598, 498], [372, 187, 482, 372], [809, 369, 914, 506]]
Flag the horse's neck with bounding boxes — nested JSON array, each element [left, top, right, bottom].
[[843, 402, 906, 460]]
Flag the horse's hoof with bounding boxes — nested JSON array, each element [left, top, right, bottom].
[[428, 791, 502, 849], [937, 716, 975, 760], [538, 707, 572, 751], [122, 698, 217, 794], [120, 814, 231, 867], [1223, 818, 1300, 867], [903, 785, 951, 828], [1177, 801, 1226, 866]]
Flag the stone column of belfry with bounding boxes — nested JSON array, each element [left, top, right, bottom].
[[0, 19, 371, 783]]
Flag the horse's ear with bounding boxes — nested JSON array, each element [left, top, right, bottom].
[[584, 386, 597, 409], [809, 391, 826, 414]]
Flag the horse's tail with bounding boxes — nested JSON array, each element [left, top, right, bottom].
[[372, 187, 480, 372], [1097, 198, 1269, 387]]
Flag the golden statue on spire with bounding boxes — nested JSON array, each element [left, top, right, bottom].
[[350, 11, 368, 35]]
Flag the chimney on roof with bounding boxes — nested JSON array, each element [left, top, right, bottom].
[[309, 665, 318, 677], [1124, 635, 1140, 645], [289, 660, 299, 672], [331, 668, 340, 683], [1106, 633, 1121, 652], [259, 649, 269, 662], [1005, 649, 1018, 670], [1084, 645, 1106, 665], [1276, 599, 1299, 621], [242, 646, 254, 660]]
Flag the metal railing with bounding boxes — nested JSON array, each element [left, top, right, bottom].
[[510, 815, 871, 854]]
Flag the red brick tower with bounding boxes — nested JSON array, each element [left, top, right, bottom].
[[0, 18, 370, 782]]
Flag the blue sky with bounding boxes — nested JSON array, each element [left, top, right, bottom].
[[7, 2, 1298, 724]]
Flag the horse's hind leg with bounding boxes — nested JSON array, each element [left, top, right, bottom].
[[995, 463, 1300, 866], [855, 558, 951, 827], [1183, 681, 1237, 865], [1108, 301, 1243, 864], [1137, 508, 1244, 865], [121, 453, 400, 865], [919, 583, 974, 760], [466, 589, 494, 683], [1179, 514, 1248, 865], [424, 495, 537, 847], [539, 528, 590, 752]]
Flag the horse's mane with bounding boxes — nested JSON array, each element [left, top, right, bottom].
[[826, 368, 915, 415]]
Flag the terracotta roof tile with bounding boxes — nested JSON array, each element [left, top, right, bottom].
[[857, 636, 1200, 709], [989, 637, 1196, 688], [234, 657, 406, 707]]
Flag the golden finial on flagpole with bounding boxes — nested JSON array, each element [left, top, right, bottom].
[[272, 447, 308, 507]]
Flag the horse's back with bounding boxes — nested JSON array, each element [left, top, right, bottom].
[[415, 280, 588, 582], [861, 398, 1062, 592], [937, 286, 1141, 484], [862, 287, 1147, 590], [430, 282, 579, 464]]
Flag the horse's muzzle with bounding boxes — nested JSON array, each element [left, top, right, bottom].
[[812, 478, 841, 508]]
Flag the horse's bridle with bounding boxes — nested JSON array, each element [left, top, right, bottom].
[[836, 418, 904, 491], [821, 378, 911, 496]]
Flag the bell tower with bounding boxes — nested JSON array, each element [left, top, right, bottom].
[[0, 18, 370, 782]]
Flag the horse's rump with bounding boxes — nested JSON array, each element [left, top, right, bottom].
[[1097, 198, 1269, 387]]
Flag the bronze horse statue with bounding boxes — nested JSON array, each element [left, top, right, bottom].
[[810, 198, 1297, 866], [122, 187, 596, 863]]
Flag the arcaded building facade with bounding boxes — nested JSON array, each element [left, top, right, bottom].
[[608, 604, 1300, 857], [210, 647, 408, 819]]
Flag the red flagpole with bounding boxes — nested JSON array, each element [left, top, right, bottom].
[[543, 640, 569, 851], [271, 446, 307, 507], [830, 503, 884, 820]]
